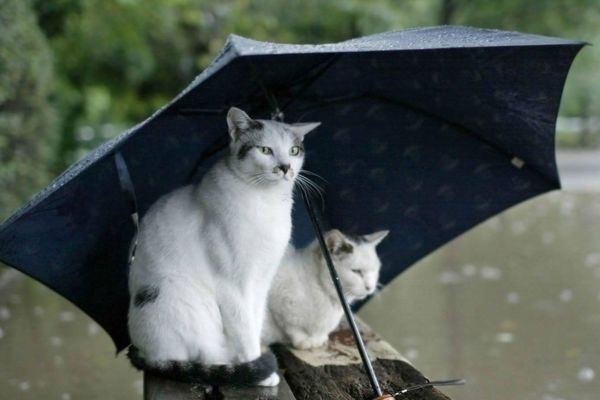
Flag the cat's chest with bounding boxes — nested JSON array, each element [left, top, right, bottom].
[[222, 189, 292, 242]]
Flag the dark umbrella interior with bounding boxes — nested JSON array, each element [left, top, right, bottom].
[[0, 26, 585, 351]]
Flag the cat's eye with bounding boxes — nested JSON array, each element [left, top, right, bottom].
[[259, 146, 273, 155], [352, 269, 363, 276], [290, 146, 302, 156]]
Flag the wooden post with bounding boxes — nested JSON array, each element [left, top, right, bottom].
[[144, 373, 297, 400], [143, 319, 453, 400], [272, 319, 453, 400]]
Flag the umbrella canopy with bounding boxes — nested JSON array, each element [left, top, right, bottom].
[[0, 26, 584, 351]]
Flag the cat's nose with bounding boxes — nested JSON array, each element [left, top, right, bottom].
[[277, 164, 291, 174]]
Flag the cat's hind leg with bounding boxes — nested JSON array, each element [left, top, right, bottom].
[[128, 285, 192, 363], [129, 282, 228, 365]]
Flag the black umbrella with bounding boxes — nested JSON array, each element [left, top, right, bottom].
[[0, 26, 584, 393]]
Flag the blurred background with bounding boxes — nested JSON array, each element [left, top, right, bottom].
[[0, 0, 599, 399]]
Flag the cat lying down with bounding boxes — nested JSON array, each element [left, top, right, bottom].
[[263, 228, 388, 349]]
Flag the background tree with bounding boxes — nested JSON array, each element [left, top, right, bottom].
[[1, 0, 598, 220], [0, 0, 56, 221]]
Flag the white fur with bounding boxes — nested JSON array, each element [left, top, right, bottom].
[[263, 229, 389, 349], [128, 108, 319, 386]]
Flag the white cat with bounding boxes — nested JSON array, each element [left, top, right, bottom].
[[263, 229, 388, 349], [127, 107, 320, 386]]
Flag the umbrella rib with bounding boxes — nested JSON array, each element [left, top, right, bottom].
[[240, 55, 341, 122], [291, 92, 559, 188], [175, 55, 340, 120], [279, 54, 341, 114]]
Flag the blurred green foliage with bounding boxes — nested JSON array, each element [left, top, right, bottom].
[[0, 0, 599, 220], [0, 0, 55, 221]]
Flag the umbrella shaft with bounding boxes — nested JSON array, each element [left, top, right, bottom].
[[301, 191, 383, 397]]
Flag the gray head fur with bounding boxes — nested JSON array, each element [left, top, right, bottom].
[[226, 107, 320, 186]]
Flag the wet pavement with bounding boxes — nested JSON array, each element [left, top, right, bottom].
[[360, 160, 600, 400]]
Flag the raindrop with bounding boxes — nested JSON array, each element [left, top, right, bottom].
[[495, 332, 514, 343], [405, 348, 419, 360], [61, 393, 72, 400], [542, 395, 565, 400], [462, 264, 477, 277], [0, 306, 10, 320], [577, 367, 595, 383], [560, 199, 575, 216], [584, 253, 600, 267], [54, 355, 64, 366], [59, 311, 75, 322], [32, 306, 45, 317], [506, 292, 520, 304], [0, 326, 4, 339], [88, 322, 99, 336], [541, 231, 555, 245], [19, 381, 30, 391], [487, 217, 501, 230], [510, 221, 526, 235], [559, 289, 573, 303], [49, 336, 63, 347], [438, 271, 461, 285], [480, 265, 502, 280]]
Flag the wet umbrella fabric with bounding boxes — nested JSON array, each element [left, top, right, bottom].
[[0, 26, 584, 351]]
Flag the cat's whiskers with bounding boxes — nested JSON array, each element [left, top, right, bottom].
[[293, 177, 310, 203], [295, 176, 320, 206], [299, 170, 326, 191], [248, 172, 267, 186], [299, 169, 328, 183], [298, 176, 324, 197], [295, 171, 326, 208]]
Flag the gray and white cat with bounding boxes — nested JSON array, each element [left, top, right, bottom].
[[263, 229, 388, 349], [127, 107, 320, 386]]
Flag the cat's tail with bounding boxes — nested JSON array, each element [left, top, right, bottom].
[[127, 345, 277, 386]]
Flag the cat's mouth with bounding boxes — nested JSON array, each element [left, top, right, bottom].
[[271, 165, 295, 182], [272, 171, 295, 182]]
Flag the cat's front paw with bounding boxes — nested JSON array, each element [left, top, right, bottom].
[[292, 335, 328, 350], [257, 372, 280, 387]]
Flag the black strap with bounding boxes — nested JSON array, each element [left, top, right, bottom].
[[114, 151, 139, 265]]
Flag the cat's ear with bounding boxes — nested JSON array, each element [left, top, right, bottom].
[[288, 122, 321, 139], [227, 107, 262, 140], [363, 230, 390, 246], [325, 229, 354, 257]]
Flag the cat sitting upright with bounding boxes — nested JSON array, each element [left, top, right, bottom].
[[127, 107, 320, 386], [263, 229, 388, 349]]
